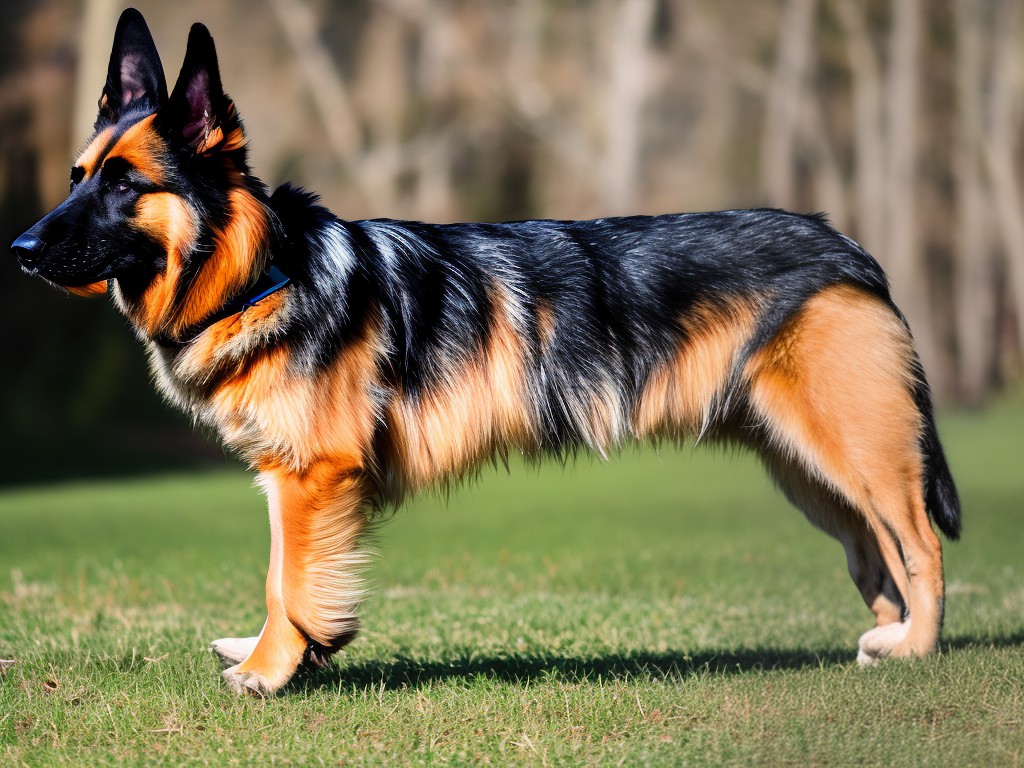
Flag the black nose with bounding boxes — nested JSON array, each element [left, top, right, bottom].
[[11, 232, 45, 266]]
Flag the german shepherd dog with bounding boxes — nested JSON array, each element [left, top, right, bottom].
[[12, 10, 960, 695]]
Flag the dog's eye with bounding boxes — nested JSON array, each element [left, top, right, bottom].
[[69, 166, 85, 192], [115, 181, 133, 195]]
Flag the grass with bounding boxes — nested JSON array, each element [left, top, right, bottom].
[[1, 401, 1023, 766]]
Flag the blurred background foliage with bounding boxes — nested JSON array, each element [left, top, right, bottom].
[[1, 0, 1022, 484]]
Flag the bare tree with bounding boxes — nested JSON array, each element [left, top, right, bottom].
[[982, 0, 1024, 374], [602, 0, 658, 212], [835, 0, 886, 256], [266, 0, 371, 208], [800, 94, 848, 231], [883, 0, 940, 384], [72, 0, 118, 153], [760, 0, 816, 208], [952, 0, 996, 404]]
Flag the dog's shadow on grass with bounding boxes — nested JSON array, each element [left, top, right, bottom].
[[294, 647, 844, 693], [292, 630, 1024, 693]]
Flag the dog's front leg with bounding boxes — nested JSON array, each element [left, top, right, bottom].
[[219, 459, 371, 695]]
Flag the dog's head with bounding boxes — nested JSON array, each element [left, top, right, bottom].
[[12, 9, 270, 337]]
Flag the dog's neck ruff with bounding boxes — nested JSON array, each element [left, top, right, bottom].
[[152, 262, 291, 348]]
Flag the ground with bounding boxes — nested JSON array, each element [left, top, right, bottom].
[[1, 401, 1022, 766]]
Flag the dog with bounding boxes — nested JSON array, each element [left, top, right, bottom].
[[12, 9, 960, 695]]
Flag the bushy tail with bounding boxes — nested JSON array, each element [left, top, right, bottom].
[[914, 378, 962, 540]]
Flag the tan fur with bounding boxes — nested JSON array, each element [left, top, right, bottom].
[[75, 117, 166, 185], [206, 345, 310, 463], [760, 452, 906, 628], [173, 315, 383, 472], [261, 461, 370, 648], [224, 459, 370, 695], [68, 281, 109, 297], [174, 288, 292, 382], [386, 289, 537, 489], [195, 103, 247, 156], [119, 186, 267, 340], [297, 320, 384, 471], [745, 284, 945, 659], [535, 299, 556, 353], [74, 127, 115, 176], [128, 192, 199, 335], [746, 285, 921, 510], [172, 188, 269, 336], [150, 300, 382, 695], [103, 114, 166, 184], [633, 300, 757, 439], [221, 475, 309, 695]]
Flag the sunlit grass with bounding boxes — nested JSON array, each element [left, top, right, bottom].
[[1, 402, 1022, 765]]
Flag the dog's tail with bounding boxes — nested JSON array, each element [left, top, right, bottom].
[[912, 368, 962, 540]]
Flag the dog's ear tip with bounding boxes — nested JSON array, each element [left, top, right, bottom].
[[178, 22, 220, 76], [186, 22, 216, 47], [114, 7, 150, 36], [119, 7, 146, 22]]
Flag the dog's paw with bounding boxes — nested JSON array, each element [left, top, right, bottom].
[[221, 664, 278, 697], [210, 636, 259, 669], [857, 620, 911, 666]]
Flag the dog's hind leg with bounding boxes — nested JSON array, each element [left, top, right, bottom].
[[219, 460, 370, 695], [760, 452, 906, 631], [745, 284, 947, 664]]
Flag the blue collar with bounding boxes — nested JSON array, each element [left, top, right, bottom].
[[238, 264, 291, 310], [154, 262, 291, 347]]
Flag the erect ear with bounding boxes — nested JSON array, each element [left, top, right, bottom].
[[97, 8, 167, 127], [161, 22, 238, 154]]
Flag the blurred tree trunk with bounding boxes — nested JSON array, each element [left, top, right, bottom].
[[952, 0, 996, 405], [71, 0, 117, 154], [835, 0, 885, 256], [407, 6, 457, 222], [266, 0, 371, 208], [982, 0, 1024, 376], [602, 0, 657, 212], [760, 0, 815, 208], [801, 96, 847, 230], [353, 3, 413, 218], [884, 0, 940, 386]]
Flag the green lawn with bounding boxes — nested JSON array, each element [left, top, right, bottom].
[[1, 402, 1022, 766]]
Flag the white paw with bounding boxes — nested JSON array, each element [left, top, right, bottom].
[[221, 664, 275, 697], [857, 620, 911, 666], [210, 636, 260, 668]]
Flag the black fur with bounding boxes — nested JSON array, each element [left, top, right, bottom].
[[266, 189, 963, 537]]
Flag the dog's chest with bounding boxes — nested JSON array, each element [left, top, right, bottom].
[[147, 327, 380, 472], [147, 342, 317, 470]]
